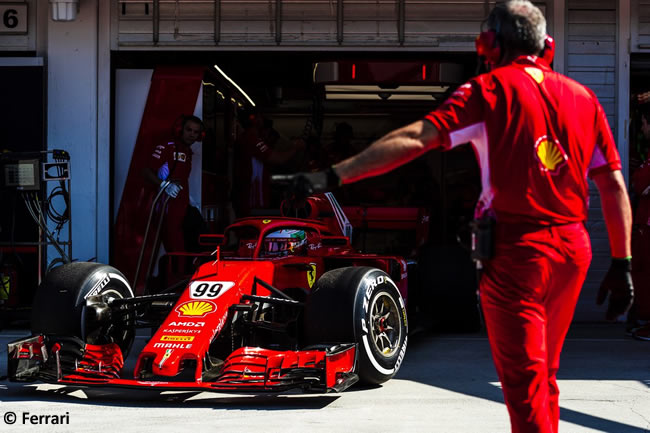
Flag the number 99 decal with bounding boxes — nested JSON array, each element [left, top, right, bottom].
[[189, 281, 235, 299]]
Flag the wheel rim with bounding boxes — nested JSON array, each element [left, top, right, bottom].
[[369, 291, 402, 358], [83, 288, 134, 353]]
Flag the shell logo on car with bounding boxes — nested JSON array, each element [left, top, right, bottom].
[[175, 301, 216, 318]]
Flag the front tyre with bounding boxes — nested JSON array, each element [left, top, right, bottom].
[[31, 262, 135, 356], [304, 267, 408, 385]]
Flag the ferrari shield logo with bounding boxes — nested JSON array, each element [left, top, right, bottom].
[[307, 263, 317, 288], [159, 349, 173, 369]]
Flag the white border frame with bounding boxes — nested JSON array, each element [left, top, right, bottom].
[[97, 0, 111, 263], [618, 0, 631, 183]]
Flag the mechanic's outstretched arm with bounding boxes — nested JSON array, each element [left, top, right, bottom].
[[593, 169, 634, 320], [593, 170, 632, 258], [274, 121, 439, 196], [333, 120, 439, 185]]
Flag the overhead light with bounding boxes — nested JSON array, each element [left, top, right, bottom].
[[325, 85, 449, 93], [50, 0, 79, 21], [327, 94, 384, 101], [326, 94, 437, 101], [324, 84, 447, 101], [213, 64, 256, 107]]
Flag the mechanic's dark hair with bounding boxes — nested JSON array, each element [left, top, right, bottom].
[[335, 122, 353, 141], [238, 108, 265, 129], [638, 101, 650, 120], [488, 0, 546, 55], [182, 114, 204, 129]]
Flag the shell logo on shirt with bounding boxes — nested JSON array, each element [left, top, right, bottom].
[[524, 67, 544, 84], [535, 136, 568, 174]]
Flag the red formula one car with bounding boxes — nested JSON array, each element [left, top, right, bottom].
[[7, 193, 409, 393]]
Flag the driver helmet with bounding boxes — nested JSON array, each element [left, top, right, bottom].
[[263, 229, 308, 257]]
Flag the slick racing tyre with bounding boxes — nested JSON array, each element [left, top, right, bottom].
[[31, 262, 135, 356], [304, 267, 408, 385]]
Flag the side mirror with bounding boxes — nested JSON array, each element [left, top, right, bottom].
[[321, 235, 349, 246]]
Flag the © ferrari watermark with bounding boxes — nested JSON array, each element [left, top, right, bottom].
[[2, 411, 70, 425]]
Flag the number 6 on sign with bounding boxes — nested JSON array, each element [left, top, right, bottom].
[[189, 281, 235, 299], [0, 5, 28, 34]]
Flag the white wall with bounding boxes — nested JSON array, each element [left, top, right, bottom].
[[46, 0, 100, 263], [114, 69, 154, 219]]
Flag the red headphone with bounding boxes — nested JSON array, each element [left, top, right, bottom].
[[540, 35, 555, 65], [475, 30, 501, 67], [475, 31, 555, 68], [173, 114, 206, 141]]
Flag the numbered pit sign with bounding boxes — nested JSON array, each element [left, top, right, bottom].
[[0, 4, 28, 34]]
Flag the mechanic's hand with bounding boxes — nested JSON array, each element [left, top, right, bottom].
[[160, 180, 182, 198], [596, 258, 634, 321], [272, 167, 341, 198], [295, 167, 342, 196], [636, 91, 650, 105]]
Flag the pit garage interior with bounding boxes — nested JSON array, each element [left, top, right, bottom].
[[113, 49, 480, 331], [0, 0, 642, 329]]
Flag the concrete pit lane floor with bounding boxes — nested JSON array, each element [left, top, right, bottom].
[[0, 323, 649, 433]]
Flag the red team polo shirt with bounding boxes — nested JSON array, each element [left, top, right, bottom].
[[633, 158, 650, 226], [235, 127, 274, 213], [425, 56, 622, 225]]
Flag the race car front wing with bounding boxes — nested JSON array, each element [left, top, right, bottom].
[[7, 335, 358, 393]]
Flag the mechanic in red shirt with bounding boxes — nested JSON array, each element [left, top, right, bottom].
[[143, 115, 203, 253], [234, 113, 304, 218], [629, 106, 650, 340], [294, 2, 634, 432]]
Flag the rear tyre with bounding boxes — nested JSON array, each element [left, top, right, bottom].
[[304, 267, 408, 385], [31, 262, 135, 356]]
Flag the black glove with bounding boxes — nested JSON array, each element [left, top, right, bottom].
[[596, 258, 634, 321], [272, 167, 341, 199]]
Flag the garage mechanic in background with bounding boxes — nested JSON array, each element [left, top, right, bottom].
[[234, 112, 305, 218], [143, 114, 204, 253], [289, 1, 634, 432], [628, 103, 650, 340]]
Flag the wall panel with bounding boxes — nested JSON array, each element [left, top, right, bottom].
[[567, 0, 618, 321], [113, 0, 548, 50]]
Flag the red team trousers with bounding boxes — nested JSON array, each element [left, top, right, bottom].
[[480, 222, 591, 433]]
